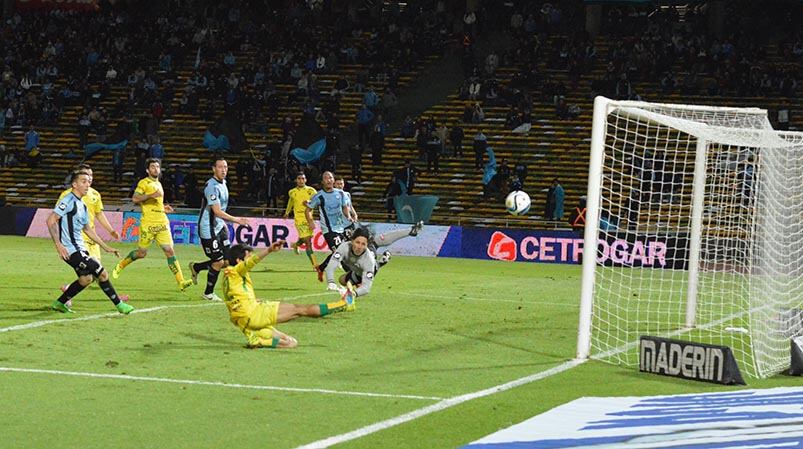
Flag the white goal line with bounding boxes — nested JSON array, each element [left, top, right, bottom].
[[0, 366, 442, 401]]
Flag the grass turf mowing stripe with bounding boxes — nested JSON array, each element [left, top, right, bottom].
[[0, 292, 333, 334], [394, 291, 579, 307], [0, 366, 444, 401], [293, 359, 586, 449]]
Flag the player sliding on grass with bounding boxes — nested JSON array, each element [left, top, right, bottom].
[[284, 172, 318, 269], [112, 158, 194, 292], [47, 171, 134, 314], [188, 157, 250, 302], [222, 241, 354, 348]]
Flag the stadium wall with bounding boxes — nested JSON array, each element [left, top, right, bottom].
[[11, 207, 686, 267]]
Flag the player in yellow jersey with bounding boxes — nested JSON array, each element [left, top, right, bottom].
[[283, 172, 318, 268], [222, 241, 353, 348], [111, 158, 194, 291], [57, 164, 120, 262]]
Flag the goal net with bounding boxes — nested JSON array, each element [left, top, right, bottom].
[[576, 96, 803, 378]]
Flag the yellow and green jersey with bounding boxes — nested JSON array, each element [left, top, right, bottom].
[[57, 187, 103, 240], [134, 177, 169, 225], [285, 185, 317, 221], [222, 254, 262, 319]]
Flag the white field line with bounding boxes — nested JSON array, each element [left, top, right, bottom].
[[294, 359, 585, 449], [394, 291, 578, 308], [0, 366, 442, 401], [0, 292, 332, 334]]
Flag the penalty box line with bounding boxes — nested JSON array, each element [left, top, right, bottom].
[[0, 366, 442, 401], [0, 292, 333, 334]]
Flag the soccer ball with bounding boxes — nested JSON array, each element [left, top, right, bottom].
[[505, 190, 531, 216]]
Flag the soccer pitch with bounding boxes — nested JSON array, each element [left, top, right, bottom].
[[0, 235, 798, 449]]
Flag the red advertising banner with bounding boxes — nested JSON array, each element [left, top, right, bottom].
[[16, 0, 99, 11]]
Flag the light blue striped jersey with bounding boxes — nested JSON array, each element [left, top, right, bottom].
[[307, 188, 348, 234], [54, 191, 88, 255], [198, 177, 229, 239]]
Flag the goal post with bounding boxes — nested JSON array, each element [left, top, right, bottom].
[[576, 96, 803, 378]]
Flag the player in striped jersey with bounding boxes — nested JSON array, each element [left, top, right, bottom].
[[47, 171, 133, 314]]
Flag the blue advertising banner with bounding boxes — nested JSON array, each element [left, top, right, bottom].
[[456, 227, 688, 268]]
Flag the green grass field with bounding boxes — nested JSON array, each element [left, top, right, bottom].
[[0, 235, 800, 449]]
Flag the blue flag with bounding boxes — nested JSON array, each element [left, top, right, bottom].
[[483, 146, 497, 185], [84, 140, 128, 159], [203, 130, 230, 151], [394, 194, 439, 224], [291, 138, 327, 164]]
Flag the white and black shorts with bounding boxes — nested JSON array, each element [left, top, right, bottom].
[[201, 227, 231, 262], [323, 231, 346, 252], [66, 250, 103, 277]]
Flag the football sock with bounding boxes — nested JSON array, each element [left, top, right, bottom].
[[193, 260, 212, 273], [319, 299, 348, 316], [118, 250, 140, 270], [374, 228, 410, 247], [167, 256, 187, 283], [306, 246, 317, 267], [57, 280, 86, 304], [319, 254, 332, 270], [98, 279, 121, 305], [205, 268, 220, 295]]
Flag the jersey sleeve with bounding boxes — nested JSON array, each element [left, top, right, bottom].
[[324, 242, 349, 283], [205, 183, 222, 207], [53, 197, 71, 218], [307, 192, 320, 209], [134, 179, 149, 196], [354, 252, 376, 297], [93, 191, 104, 214], [284, 190, 294, 216], [234, 254, 263, 276], [56, 189, 69, 207]]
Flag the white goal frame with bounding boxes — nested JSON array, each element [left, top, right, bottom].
[[576, 96, 803, 378]]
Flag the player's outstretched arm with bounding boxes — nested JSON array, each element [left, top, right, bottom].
[[83, 225, 120, 258], [254, 240, 285, 259], [211, 203, 249, 227], [96, 210, 120, 240], [46, 212, 69, 260]]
